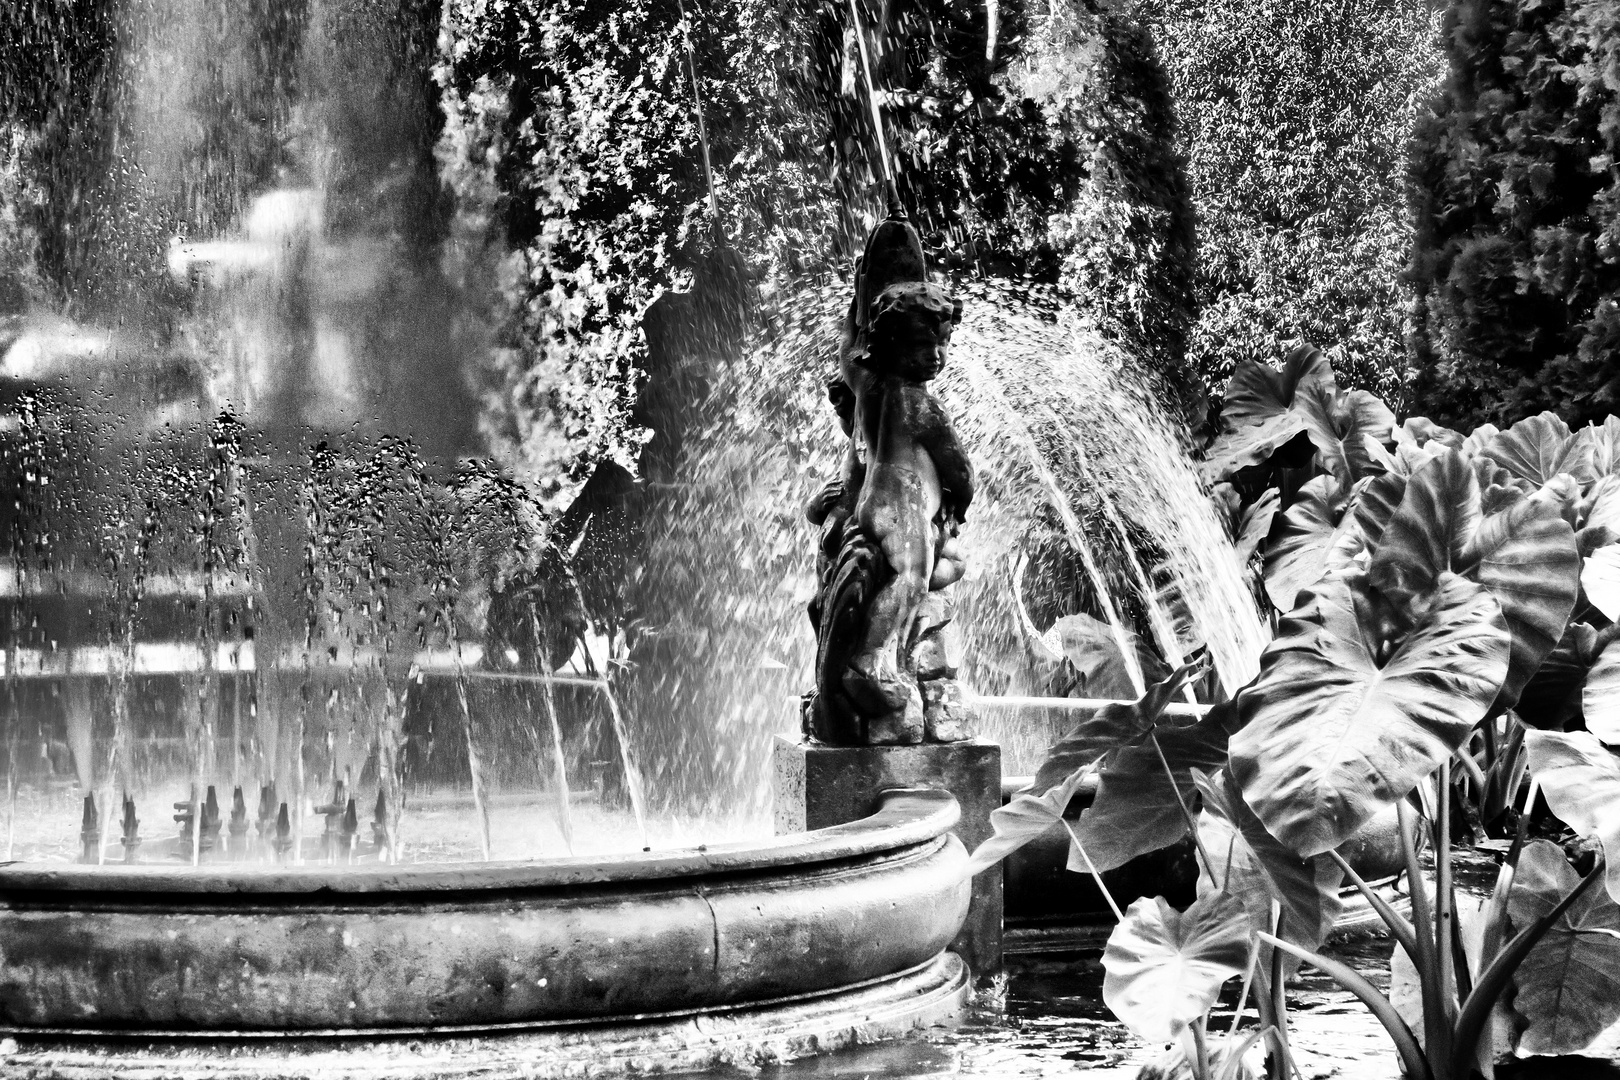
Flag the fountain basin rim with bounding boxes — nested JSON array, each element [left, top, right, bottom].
[[0, 787, 960, 895]]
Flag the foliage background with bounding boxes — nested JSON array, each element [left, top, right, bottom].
[[1408, 0, 1620, 430], [1143, 0, 1444, 409]]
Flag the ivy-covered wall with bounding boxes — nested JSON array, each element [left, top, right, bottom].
[[1408, 0, 1620, 430]]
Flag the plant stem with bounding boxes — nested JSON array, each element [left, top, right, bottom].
[[1149, 730, 1219, 879], [1061, 817, 1125, 922], [1437, 762, 1457, 1034], [1225, 942, 1260, 1055], [1192, 1016, 1213, 1080], [1398, 796, 1446, 1078], [1329, 849, 1419, 962]]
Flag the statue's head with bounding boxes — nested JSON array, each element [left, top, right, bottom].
[[863, 282, 962, 380]]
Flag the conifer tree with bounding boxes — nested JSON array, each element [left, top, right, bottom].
[[1408, 0, 1620, 428]]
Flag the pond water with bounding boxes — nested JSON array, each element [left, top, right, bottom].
[[693, 930, 1620, 1080]]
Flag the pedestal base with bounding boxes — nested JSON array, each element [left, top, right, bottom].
[[773, 736, 1002, 971]]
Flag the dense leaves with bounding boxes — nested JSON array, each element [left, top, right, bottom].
[[1408, 0, 1620, 429], [1143, 0, 1442, 402]]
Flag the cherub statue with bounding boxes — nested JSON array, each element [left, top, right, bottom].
[[803, 210, 976, 745]]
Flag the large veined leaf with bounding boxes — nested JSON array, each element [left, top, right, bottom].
[[1042, 612, 1167, 701], [1509, 839, 1620, 1056], [1201, 414, 1311, 484], [1521, 621, 1601, 730], [1524, 729, 1620, 904], [1589, 415, 1620, 476], [1295, 379, 1397, 489], [1230, 573, 1510, 856], [1263, 474, 1359, 612], [1367, 450, 1481, 604], [1480, 411, 1597, 488], [1064, 703, 1236, 873], [1029, 663, 1201, 795], [1460, 422, 1502, 459], [1396, 417, 1465, 450], [1195, 767, 1344, 969], [1579, 475, 1620, 552], [966, 765, 1092, 876], [1475, 457, 1525, 516], [1202, 347, 1334, 483], [1585, 638, 1620, 745], [1234, 488, 1280, 566], [1222, 345, 1334, 429], [1351, 471, 1408, 550], [1367, 449, 1579, 711], [1583, 544, 1620, 623], [1102, 891, 1251, 1043], [1464, 495, 1581, 709]]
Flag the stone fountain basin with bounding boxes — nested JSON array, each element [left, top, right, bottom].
[[0, 789, 970, 1036]]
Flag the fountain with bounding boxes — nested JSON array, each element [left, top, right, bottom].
[[0, 0, 1337, 1075]]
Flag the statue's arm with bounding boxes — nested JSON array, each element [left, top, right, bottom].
[[915, 395, 975, 515]]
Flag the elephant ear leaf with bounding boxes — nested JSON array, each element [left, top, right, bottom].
[[1295, 380, 1397, 489], [1201, 415, 1311, 485], [1102, 891, 1251, 1043], [1367, 449, 1577, 712], [1583, 544, 1620, 623], [1203, 347, 1334, 482], [1366, 449, 1480, 605], [1586, 637, 1620, 745], [1194, 768, 1344, 974], [1221, 345, 1334, 430], [1029, 662, 1203, 794], [1460, 494, 1580, 712], [966, 764, 1091, 876], [1523, 730, 1620, 905], [1263, 475, 1360, 612], [1508, 839, 1620, 1056], [1480, 411, 1596, 488], [1589, 414, 1620, 477], [1229, 573, 1510, 856], [1064, 701, 1236, 873]]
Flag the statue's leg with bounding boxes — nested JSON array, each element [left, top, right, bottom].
[[843, 536, 931, 716]]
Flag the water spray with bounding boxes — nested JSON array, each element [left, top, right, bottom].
[[675, 0, 724, 243], [847, 0, 902, 217]]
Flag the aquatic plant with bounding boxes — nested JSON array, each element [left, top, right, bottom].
[[976, 349, 1620, 1077]]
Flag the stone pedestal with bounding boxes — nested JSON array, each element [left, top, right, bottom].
[[773, 736, 1002, 972]]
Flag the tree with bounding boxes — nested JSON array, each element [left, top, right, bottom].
[[1408, 0, 1620, 430]]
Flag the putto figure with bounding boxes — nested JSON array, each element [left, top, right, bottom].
[[804, 208, 975, 745]]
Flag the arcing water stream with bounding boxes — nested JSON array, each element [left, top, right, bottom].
[[0, 0, 1268, 866]]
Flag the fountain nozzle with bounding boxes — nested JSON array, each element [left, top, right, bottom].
[[79, 795, 100, 864], [273, 802, 294, 862], [228, 786, 249, 859], [338, 798, 358, 864], [199, 786, 222, 859], [371, 790, 389, 854], [120, 796, 142, 864]]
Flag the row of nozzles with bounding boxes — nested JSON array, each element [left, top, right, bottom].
[[78, 781, 389, 865]]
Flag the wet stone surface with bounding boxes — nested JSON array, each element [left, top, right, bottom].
[[691, 940, 1404, 1080]]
